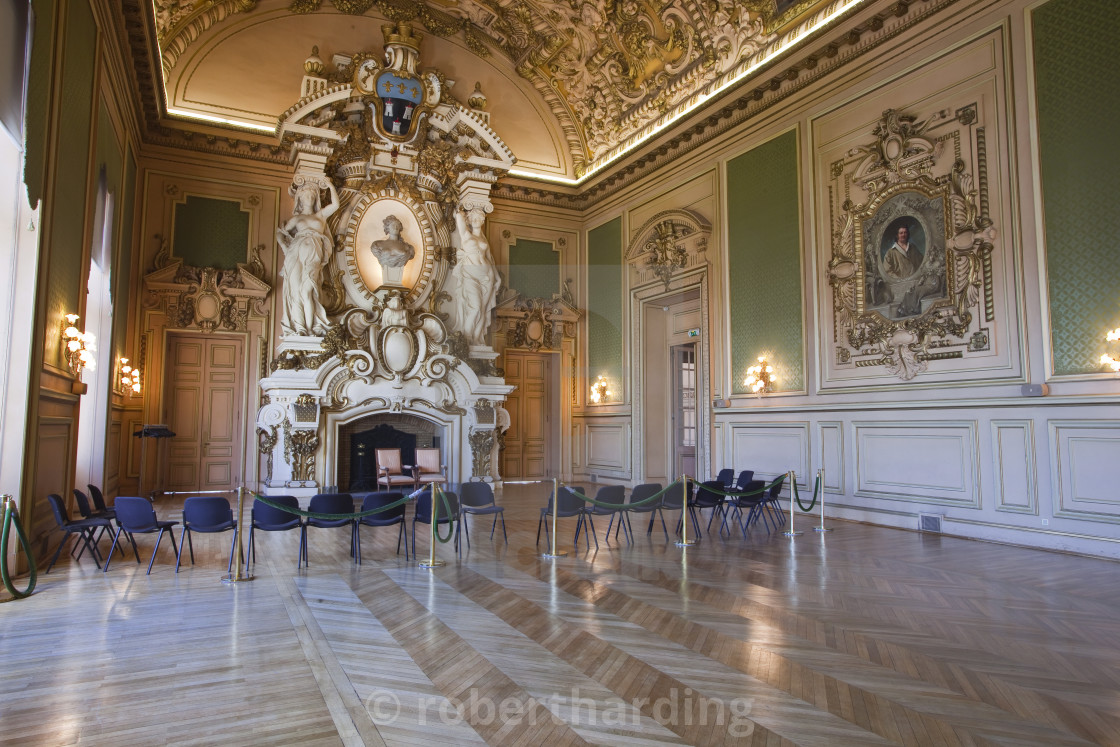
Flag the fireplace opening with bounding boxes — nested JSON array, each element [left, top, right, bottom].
[[338, 415, 442, 491]]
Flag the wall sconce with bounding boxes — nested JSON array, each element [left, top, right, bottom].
[[62, 314, 96, 375], [1101, 328, 1120, 372], [589, 375, 612, 404], [743, 356, 777, 394], [119, 357, 141, 395]]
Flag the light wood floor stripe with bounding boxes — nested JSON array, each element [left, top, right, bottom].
[[5, 485, 1120, 746]]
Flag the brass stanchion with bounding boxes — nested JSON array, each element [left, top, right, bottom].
[[813, 467, 832, 533], [675, 475, 698, 547], [542, 477, 567, 558], [419, 483, 446, 568], [222, 486, 253, 583], [782, 470, 802, 537]]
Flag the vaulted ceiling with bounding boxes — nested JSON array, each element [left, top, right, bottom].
[[139, 0, 880, 184]]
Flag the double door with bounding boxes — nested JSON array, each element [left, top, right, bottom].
[[164, 334, 244, 492], [502, 352, 552, 479]]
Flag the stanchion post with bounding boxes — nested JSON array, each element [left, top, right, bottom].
[[542, 477, 567, 558], [222, 486, 254, 584], [419, 483, 446, 568], [813, 467, 832, 533], [675, 474, 698, 547], [782, 470, 802, 537]]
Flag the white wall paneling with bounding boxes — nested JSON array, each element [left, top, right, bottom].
[[991, 419, 1037, 515], [817, 421, 844, 494], [1049, 420, 1120, 524], [853, 420, 980, 508], [586, 422, 629, 472], [730, 422, 810, 488]]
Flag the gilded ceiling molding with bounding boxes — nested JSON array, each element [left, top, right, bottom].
[[156, 0, 256, 76], [127, 0, 966, 205]]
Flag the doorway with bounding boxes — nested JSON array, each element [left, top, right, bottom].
[[671, 343, 697, 479], [502, 351, 555, 479], [639, 289, 703, 484], [163, 333, 245, 492]]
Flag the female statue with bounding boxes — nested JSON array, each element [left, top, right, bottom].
[[276, 180, 338, 336], [452, 205, 500, 346]]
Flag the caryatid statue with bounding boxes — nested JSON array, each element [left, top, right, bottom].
[[452, 204, 500, 346], [276, 178, 338, 336]]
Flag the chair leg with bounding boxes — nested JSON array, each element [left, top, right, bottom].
[[489, 514, 497, 541], [536, 512, 544, 548], [583, 514, 598, 550], [463, 513, 472, 548], [186, 527, 195, 564], [45, 533, 71, 573], [148, 529, 164, 574], [499, 512, 507, 543], [300, 525, 308, 568], [354, 524, 361, 566], [248, 526, 255, 564], [103, 527, 125, 573], [176, 527, 189, 572]]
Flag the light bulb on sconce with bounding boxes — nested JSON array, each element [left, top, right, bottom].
[[743, 356, 777, 394], [1100, 327, 1120, 372], [119, 357, 141, 395], [62, 314, 96, 376], [589, 375, 612, 404]]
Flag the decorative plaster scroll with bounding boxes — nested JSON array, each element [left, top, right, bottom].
[[827, 108, 997, 381], [494, 290, 582, 353], [144, 259, 271, 333], [468, 427, 496, 479], [257, 426, 278, 483], [626, 209, 711, 289]]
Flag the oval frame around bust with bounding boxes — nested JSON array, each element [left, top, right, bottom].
[[341, 190, 437, 308]]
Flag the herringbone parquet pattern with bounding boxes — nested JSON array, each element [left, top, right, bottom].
[[2, 484, 1118, 746]]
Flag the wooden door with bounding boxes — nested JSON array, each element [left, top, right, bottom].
[[502, 352, 551, 479], [164, 334, 244, 492]]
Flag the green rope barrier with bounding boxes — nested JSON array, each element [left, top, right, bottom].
[[563, 480, 683, 509], [252, 491, 417, 521], [1, 497, 36, 600], [564, 474, 787, 509], [792, 474, 820, 512], [432, 485, 455, 545], [253, 488, 458, 544]]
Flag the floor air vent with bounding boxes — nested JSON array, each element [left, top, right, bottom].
[[919, 513, 943, 533]]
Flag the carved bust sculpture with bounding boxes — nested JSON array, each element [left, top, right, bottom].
[[370, 214, 415, 286]]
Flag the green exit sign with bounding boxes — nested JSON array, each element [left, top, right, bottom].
[[687, 328, 700, 337]]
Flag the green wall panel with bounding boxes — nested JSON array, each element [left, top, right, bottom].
[[587, 217, 623, 393], [508, 238, 560, 300], [113, 145, 137, 361], [172, 195, 250, 270], [1033, 0, 1120, 375], [45, 0, 96, 367], [23, 0, 55, 208], [726, 130, 804, 393]]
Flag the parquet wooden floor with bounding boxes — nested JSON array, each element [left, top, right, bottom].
[[2, 483, 1119, 746]]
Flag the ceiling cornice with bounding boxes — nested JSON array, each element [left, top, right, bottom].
[[123, 0, 965, 208]]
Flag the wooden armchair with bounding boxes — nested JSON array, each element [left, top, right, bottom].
[[412, 448, 446, 490], [376, 448, 416, 490]]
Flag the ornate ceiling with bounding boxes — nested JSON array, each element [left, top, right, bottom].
[[145, 0, 878, 182]]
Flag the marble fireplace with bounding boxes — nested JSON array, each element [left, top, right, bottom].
[[255, 24, 514, 497]]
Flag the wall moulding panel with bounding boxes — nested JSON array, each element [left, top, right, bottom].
[[817, 421, 845, 493], [991, 419, 1037, 515], [585, 422, 629, 472], [729, 421, 810, 487], [1049, 420, 1120, 524], [812, 30, 1021, 389], [853, 420, 980, 508]]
